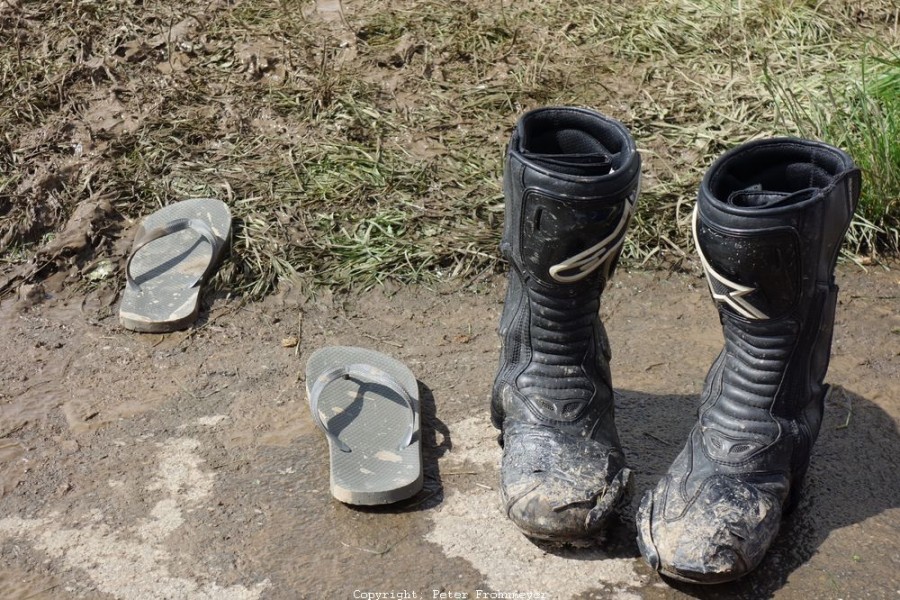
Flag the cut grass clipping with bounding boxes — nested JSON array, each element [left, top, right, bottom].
[[0, 0, 897, 298]]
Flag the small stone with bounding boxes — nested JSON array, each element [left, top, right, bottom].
[[281, 336, 298, 348]]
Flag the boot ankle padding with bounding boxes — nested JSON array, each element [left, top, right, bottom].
[[699, 317, 800, 447], [695, 138, 860, 323], [706, 139, 854, 202], [503, 108, 640, 287], [699, 138, 860, 289], [516, 106, 630, 175]]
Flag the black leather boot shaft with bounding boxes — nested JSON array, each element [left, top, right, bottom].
[[493, 107, 641, 540], [637, 138, 860, 583]]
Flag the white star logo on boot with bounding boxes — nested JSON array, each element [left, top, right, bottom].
[[692, 205, 768, 320]]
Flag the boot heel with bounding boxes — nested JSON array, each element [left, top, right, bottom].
[[784, 465, 809, 515]]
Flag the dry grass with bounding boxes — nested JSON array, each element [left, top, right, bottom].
[[1, 0, 898, 297]]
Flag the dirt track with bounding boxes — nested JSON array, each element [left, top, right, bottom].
[[0, 266, 897, 599]]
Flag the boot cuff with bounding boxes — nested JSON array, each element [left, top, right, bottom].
[[510, 107, 640, 180], [700, 137, 857, 217]]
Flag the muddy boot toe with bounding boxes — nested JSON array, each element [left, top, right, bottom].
[[501, 422, 631, 540], [638, 471, 782, 583]]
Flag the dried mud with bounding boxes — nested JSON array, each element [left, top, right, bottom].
[[0, 266, 897, 599]]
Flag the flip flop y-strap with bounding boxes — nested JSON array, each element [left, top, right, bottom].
[[125, 217, 220, 292], [308, 363, 417, 453]]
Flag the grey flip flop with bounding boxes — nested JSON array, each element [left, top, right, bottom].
[[306, 346, 424, 505], [119, 198, 231, 333]]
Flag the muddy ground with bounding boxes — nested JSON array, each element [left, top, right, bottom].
[[2, 0, 898, 597], [0, 265, 897, 600]]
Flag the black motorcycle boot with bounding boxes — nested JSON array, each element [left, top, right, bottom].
[[492, 107, 641, 541], [637, 138, 860, 583]]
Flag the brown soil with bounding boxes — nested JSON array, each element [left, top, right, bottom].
[[0, 265, 897, 600]]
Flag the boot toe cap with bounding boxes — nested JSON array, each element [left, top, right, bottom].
[[637, 475, 782, 584], [501, 423, 630, 541]]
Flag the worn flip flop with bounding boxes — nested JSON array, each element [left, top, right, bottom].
[[119, 198, 231, 333], [306, 346, 424, 505]]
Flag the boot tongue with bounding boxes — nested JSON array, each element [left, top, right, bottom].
[[727, 186, 818, 208]]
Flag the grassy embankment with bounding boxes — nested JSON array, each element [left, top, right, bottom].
[[0, 0, 897, 296]]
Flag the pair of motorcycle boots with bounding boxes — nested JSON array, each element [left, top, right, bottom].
[[491, 106, 860, 584]]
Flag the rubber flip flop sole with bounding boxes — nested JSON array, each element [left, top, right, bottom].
[[306, 346, 423, 505], [119, 198, 231, 333]]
